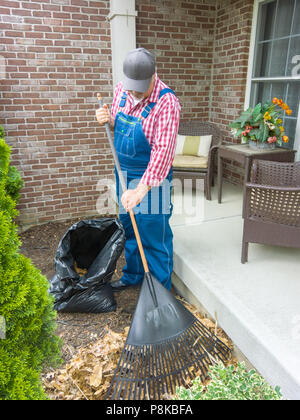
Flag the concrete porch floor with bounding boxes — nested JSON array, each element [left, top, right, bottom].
[[170, 181, 300, 400]]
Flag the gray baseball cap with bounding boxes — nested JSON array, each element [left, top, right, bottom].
[[123, 48, 156, 92]]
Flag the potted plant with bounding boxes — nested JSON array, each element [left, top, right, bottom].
[[229, 98, 291, 150]]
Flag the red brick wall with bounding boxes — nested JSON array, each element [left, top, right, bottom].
[[136, 0, 217, 121], [0, 0, 254, 227], [211, 0, 254, 184], [0, 0, 114, 227]]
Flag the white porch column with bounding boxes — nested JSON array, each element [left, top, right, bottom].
[[108, 0, 137, 89]]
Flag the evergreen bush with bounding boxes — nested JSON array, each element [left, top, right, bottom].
[[0, 127, 61, 400]]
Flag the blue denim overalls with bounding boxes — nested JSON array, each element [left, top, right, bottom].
[[115, 88, 176, 291]]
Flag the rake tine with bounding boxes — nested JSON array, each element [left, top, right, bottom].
[[146, 345, 152, 400], [164, 341, 179, 392], [165, 342, 175, 395], [169, 340, 186, 387], [155, 344, 163, 400], [148, 345, 154, 400], [152, 344, 156, 400], [169, 341, 182, 391], [148, 345, 153, 400], [141, 346, 149, 400], [123, 345, 138, 400], [179, 328, 208, 381], [125, 345, 139, 400], [193, 320, 218, 346], [131, 346, 140, 401], [193, 321, 230, 361], [198, 341, 219, 365], [189, 324, 219, 370], [177, 331, 202, 382], [195, 333, 229, 366], [192, 322, 219, 352], [195, 318, 229, 357], [115, 345, 132, 400], [108, 345, 128, 400], [145, 380, 150, 401], [176, 330, 206, 384], [135, 347, 146, 401], [137, 346, 145, 400], [113, 345, 133, 400], [158, 343, 170, 396]]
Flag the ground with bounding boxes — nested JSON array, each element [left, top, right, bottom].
[[19, 216, 233, 400], [19, 216, 141, 364]]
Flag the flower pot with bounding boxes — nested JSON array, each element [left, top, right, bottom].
[[248, 140, 276, 150]]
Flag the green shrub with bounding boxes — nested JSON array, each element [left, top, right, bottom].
[[174, 362, 282, 401], [0, 128, 24, 202], [0, 128, 61, 400], [6, 166, 24, 203]]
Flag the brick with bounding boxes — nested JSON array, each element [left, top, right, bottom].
[[1, 0, 19, 7], [12, 9, 31, 16], [0, 7, 10, 14]]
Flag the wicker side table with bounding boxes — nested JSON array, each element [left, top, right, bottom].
[[217, 143, 296, 206]]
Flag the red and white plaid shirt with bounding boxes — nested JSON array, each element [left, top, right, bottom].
[[110, 74, 181, 187]]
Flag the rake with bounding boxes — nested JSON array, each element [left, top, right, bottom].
[[97, 93, 231, 400]]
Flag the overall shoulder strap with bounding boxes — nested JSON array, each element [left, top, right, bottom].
[[141, 88, 176, 119], [141, 102, 156, 119], [158, 88, 176, 99], [119, 92, 128, 108]]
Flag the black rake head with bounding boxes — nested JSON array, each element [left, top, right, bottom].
[[106, 274, 231, 400]]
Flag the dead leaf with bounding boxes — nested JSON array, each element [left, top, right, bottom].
[[90, 364, 103, 388]]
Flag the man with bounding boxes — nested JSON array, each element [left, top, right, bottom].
[[96, 48, 181, 291]]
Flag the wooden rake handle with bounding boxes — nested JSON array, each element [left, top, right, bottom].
[[97, 93, 150, 274]]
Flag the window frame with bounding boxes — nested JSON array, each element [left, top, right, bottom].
[[245, 0, 300, 160]]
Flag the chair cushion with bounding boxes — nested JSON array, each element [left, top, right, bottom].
[[175, 134, 212, 158], [173, 154, 208, 170]]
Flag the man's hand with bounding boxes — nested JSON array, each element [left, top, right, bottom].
[[96, 104, 114, 127], [121, 183, 151, 212]]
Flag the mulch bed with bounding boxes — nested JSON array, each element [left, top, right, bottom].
[[19, 216, 233, 400]]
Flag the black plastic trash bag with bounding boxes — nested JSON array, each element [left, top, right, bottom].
[[49, 218, 125, 313]]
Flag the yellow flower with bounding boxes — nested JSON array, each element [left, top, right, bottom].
[[264, 112, 271, 120], [277, 119, 283, 125], [286, 109, 292, 116], [279, 126, 284, 133], [283, 136, 289, 143]]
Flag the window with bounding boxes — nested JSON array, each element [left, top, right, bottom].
[[247, 0, 300, 158]]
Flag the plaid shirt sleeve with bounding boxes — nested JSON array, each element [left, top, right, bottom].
[[140, 96, 181, 187]]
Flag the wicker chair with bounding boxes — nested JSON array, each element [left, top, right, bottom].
[[173, 121, 223, 200], [241, 159, 300, 263]]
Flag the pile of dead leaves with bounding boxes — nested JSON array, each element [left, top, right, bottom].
[[43, 326, 128, 400]]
